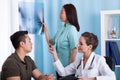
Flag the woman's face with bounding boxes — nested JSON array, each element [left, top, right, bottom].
[[77, 36, 90, 53], [60, 8, 68, 23]]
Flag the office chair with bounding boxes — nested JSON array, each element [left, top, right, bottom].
[[0, 71, 1, 80], [104, 56, 115, 71]]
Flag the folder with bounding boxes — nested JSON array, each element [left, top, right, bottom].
[[106, 41, 110, 56], [109, 41, 120, 65]]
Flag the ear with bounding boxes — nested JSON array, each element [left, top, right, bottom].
[[89, 44, 93, 50], [19, 41, 25, 47]]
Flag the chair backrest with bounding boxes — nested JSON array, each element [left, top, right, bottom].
[[0, 71, 1, 80], [104, 56, 115, 71]]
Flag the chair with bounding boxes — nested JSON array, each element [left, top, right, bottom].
[[0, 71, 1, 80], [104, 56, 115, 71], [59, 74, 76, 80]]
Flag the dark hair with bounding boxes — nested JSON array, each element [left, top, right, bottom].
[[81, 32, 98, 51], [10, 31, 28, 49], [63, 4, 80, 31]]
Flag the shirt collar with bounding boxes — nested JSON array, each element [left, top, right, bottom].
[[14, 51, 26, 63], [64, 23, 70, 27], [82, 52, 95, 69]]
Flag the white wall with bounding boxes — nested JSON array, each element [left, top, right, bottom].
[[0, 0, 12, 71], [0, 0, 35, 71]]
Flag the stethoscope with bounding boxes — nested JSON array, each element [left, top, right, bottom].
[[77, 55, 95, 70], [75, 55, 95, 78]]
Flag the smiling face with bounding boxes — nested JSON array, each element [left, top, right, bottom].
[[77, 32, 98, 55], [77, 36, 92, 54]]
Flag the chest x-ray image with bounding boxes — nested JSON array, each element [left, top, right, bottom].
[[19, 1, 44, 34]]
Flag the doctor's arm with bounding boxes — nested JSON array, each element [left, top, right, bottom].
[[70, 48, 77, 63], [48, 46, 58, 61], [68, 26, 78, 63], [49, 46, 76, 76]]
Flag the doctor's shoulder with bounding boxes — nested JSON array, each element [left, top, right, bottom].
[[94, 54, 107, 65]]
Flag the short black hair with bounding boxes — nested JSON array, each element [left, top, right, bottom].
[[10, 31, 28, 49], [81, 32, 98, 51]]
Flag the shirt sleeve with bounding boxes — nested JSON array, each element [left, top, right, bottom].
[[68, 26, 78, 50], [96, 57, 116, 80], [2, 59, 20, 78], [53, 59, 78, 76]]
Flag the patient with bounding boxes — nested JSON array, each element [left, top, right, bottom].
[[1, 31, 54, 80], [49, 32, 116, 80]]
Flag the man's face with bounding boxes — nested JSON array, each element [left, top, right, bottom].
[[22, 34, 32, 53]]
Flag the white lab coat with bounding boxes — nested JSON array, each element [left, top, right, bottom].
[[53, 52, 116, 80]]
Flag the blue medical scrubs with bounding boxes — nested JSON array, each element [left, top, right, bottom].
[[51, 23, 78, 67]]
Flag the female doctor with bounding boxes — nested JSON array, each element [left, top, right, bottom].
[[49, 32, 116, 80]]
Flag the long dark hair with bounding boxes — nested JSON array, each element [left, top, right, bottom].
[[63, 4, 80, 31]]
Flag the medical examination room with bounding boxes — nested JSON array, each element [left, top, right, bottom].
[[0, 0, 120, 80]]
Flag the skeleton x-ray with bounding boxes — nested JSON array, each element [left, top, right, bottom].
[[19, 2, 44, 34]]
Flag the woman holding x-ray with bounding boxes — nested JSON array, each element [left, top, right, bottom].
[[41, 4, 80, 79], [49, 32, 116, 80]]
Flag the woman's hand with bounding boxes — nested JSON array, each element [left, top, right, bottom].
[[78, 77, 88, 80], [77, 77, 96, 80], [42, 22, 47, 29], [48, 45, 59, 61], [48, 45, 56, 55], [77, 77, 85, 80], [39, 74, 55, 80]]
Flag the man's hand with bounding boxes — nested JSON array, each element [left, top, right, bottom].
[[45, 74, 55, 80], [77, 77, 96, 80], [38, 74, 55, 80]]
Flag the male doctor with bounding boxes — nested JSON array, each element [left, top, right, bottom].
[[49, 32, 116, 80]]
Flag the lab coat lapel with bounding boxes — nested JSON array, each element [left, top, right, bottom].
[[83, 52, 95, 70]]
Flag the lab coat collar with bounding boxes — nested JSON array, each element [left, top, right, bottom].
[[82, 52, 95, 70]]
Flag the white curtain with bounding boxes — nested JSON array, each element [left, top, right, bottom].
[[0, 0, 35, 71], [0, 0, 12, 71]]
